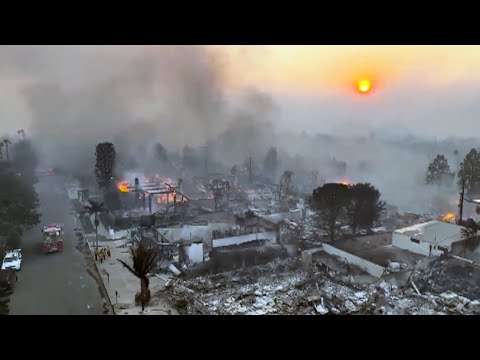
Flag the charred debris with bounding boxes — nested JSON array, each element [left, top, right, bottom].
[[71, 143, 480, 315]]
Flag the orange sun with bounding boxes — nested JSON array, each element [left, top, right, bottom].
[[357, 79, 371, 94]]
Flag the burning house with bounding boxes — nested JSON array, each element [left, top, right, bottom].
[[116, 177, 188, 215]]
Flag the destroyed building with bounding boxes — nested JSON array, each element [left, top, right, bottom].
[[392, 220, 467, 257]]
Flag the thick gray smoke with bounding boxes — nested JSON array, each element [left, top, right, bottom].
[[0, 45, 478, 216], [0, 45, 277, 177]]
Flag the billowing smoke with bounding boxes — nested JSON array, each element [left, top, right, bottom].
[[0, 45, 478, 216], [0, 45, 279, 181]]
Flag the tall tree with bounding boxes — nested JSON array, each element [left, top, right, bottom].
[[347, 183, 385, 235], [310, 183, 350, 242], [453, 149, 459, 165], [280, 170, 294, 200], [458, 148, 480, 196], [154, 143, 168, 163], [94, 142, 116, 189], [10, 139, 38, 184], [0, 172, 41, 250], [263, 147, 279, 182], [118, 243, 158, 312], [425, 154, 454, 185], [182, 145, 196, 170], [84, 200, 108, 250], [2, 139, 11, 161]]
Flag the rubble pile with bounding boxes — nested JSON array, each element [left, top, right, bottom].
[[411, 257, 480, 301], [164, 257, 480, 315]]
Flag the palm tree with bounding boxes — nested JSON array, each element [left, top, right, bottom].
[[2, 139, 11, 161], [84, 200, 108, 250], [118, 243, 158, 312]]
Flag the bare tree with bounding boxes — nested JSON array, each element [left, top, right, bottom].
[[118, 244, 158, 312]]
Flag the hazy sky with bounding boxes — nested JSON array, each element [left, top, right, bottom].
[[1, 45, 480, 139]]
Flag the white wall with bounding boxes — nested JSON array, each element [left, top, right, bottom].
[[185, 243, 204, 263], [322, 244, 386, 278], [158, 223, 236, 243], [392, 228, 462, 256], [392, 232, 444, 257], [212, 231, 276, 248]]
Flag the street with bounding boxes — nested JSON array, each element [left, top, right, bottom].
[[9, 175, 105, 315]]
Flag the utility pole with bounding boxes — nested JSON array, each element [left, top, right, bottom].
[[458, 179, 465, 225], [311, 170, 319, 190], [205, 153, 209, 177], [248, 157, 253, 185], [202, 145, 209, 177]]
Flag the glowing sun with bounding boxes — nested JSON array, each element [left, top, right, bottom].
[[357, 79, 371, 94]]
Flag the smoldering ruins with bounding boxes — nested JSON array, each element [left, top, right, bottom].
[[4, 45, 480, 315]]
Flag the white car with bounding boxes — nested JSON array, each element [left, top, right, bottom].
[[2, 249, 22, 271]]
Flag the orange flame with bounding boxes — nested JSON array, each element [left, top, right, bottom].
[[441, 212, 456, 223], [117, 182, 130, 193], [339, 179, 350, 186], [156, 193, 177, 204]]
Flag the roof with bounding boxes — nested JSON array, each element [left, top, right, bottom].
[[394, 220, 465, 245]]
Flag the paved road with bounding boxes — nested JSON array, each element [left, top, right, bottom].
[[9, 175, 104, 315]]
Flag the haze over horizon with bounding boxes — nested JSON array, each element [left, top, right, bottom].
[[0, 45, 480, 141]]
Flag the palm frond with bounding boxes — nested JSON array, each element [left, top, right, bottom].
[[117, 259, 140, 278]]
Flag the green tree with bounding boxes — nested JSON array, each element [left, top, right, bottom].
[[118, 243, 158, 312], [425, 154, 454, 185], [458, 148, 480, 196], [347, 183, 385, 235], [94, 142, 116, 189], [84, 200, 108, 250], [310, 183, 350, 242], [0, 172, 41, 250], [263, 147, 279, 182]]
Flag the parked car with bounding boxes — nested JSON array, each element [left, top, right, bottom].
[[0, 269, 18, 291], [1, 249, 22, 271]]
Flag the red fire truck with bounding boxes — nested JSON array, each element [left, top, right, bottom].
[[42, 224, 64, 253]]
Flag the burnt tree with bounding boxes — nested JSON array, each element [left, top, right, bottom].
[[118, 243, 158, 312]]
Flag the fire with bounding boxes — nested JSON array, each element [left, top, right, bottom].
[[117, 182, 130, 193], [441, 212, 456, 223], [156, 192, 179, 204], [339, 179, 351, 186]]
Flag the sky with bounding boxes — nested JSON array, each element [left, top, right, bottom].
[[2, 45, 480, 140], [214, 45, 480, 138], [0, 45, 477, 212]]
